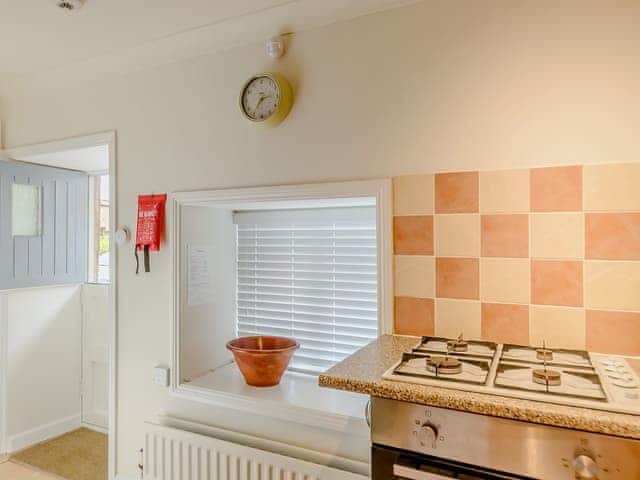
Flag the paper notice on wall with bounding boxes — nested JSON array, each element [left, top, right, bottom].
[[187, 245, 215, 306]]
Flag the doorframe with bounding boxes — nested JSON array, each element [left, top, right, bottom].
[[2, 131, 118, 479]]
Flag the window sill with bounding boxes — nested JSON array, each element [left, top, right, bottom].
[[172, 363, 370, 434]]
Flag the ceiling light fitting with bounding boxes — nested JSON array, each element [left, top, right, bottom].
[[54, 0, 85, 12]]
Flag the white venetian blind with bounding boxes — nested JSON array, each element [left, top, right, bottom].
[[234, 206, 379, 374]]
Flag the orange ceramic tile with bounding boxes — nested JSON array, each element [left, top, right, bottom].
[[394, 296, 435, 336], [436, 257, 479, 300], [586, 310, 640, 356], [585, 213, 640, 260], [531, 260, 583, 307], [481, 214, 529, 258], [530, 165, 582, 212], [435, 172, 479, 214], [481, 303, 529, 345], [393, 215, 433, 255]]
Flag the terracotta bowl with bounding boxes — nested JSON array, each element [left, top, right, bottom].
[[226, 336, 300, 387]]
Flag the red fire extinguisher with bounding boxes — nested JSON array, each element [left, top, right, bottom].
[[135, 194, 167, 273]]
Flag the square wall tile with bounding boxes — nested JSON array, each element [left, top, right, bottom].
[[435, 299, 481, 338], [436, 257, 479, 300], [531, 213, 584, 259], [481, 214, 529, 258], [584, 163, 640, 211], [393, 174, 434, 215], [531, 165, 582, 212], [529, 305, 586, 350], [531, 260, 583, 307], [435, 214, 480, 257], [394, 216, 433, 255], [585, 213, 640, 260], [481, 258, 530, 304], [586, 310, 640, 356], [479, 169, 530, 213], [395, 296, 435, 336], [435, 172, 479, 214], [481, 303, 529, 344], [394, 255, 434, 298], [585, 261, 640, 311]]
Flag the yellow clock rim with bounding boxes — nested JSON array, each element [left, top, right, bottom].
[[239, 72, 293, 127]]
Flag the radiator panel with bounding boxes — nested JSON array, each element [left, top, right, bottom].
[[144, 423, 367, 480]]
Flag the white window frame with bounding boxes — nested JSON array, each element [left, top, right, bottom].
[[87, 171, 110, 284], [170, 179, 392, 430]]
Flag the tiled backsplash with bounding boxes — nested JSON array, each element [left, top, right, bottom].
[[392, 162, 640, 355]]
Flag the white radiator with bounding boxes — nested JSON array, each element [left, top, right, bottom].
[[143, 423, 368, 480]]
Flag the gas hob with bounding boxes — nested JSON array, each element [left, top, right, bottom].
[[383, 336, 640, 415]]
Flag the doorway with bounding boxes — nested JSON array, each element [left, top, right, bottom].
[[0, 132, 117, 480]]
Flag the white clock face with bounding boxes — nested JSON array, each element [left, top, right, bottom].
[[241, 76, 280, 121]]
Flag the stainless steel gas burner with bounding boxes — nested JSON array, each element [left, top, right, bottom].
[[392, 352, 491, 385], [412, 335, 496, 358], [426, 355, 463, 375], [501, 342, 592, 367]]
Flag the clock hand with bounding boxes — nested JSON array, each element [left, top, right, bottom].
[[254, 94, 266, 111]]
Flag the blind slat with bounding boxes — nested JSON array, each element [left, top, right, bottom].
[[235, 206, 378, 374]]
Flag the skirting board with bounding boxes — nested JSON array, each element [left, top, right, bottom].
[[82, 422, 109, 435], [8, 414, 81, 453]]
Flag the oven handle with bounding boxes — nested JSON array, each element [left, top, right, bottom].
[[365, 400, 371, 427], [393, 464, 451, 480]]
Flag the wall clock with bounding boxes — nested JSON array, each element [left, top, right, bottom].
[[239, 72, 293, 127]]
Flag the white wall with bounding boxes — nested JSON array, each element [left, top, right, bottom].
[[180, 206, 236, 382], [2, 285, 82, 452], [1, 0, 639, 476]]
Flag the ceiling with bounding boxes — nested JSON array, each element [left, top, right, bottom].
[[0, 0, 416, 76]]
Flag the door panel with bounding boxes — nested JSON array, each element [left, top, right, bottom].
[[82, 283, 109, 429]]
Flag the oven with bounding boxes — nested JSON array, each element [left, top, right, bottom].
[[373, 445, 530, 479], [371, 397, 640, 480]]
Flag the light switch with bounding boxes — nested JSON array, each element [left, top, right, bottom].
[[153, 366, 170, 387]]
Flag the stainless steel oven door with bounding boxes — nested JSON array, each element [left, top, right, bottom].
[[372, 445, 533, 480]]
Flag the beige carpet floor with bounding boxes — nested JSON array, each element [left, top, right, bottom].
[[11, 428, 107, 480]]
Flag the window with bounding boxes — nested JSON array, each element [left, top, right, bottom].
[[234, 207, 378, 374], [88, 174, 110, 283], [12, 183, 42, 237]]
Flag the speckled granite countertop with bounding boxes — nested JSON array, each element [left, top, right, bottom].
[[319, 334, 640, 440]]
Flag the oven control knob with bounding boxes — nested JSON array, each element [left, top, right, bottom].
[[418, 423, 438, 445], [573, 454, 599, 479]]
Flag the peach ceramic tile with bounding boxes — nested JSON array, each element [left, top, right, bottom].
[[585, 213, 640, 260], [481, 214, 528, 258], [529, 305, 586, 350], [394, 296, 435, 336], [435, 214, 480, 257], [435, 172, 479, 214], [530, 213, 584, 259], [481, 303, 529, 344], [479, 169, 530, 213], [531, 260, 583, 307], [393, 215, 433, 255], [436, 257, 479, 300], [480, 258, 530, 304], [586, 310, 640, 356], [584, 163, 640, 211], [394, 255, 434, 298], [435, 299, 481, 338], [393, 174, 434, 215], [530, 165, 582, 212], [584, 261, 640, 311]]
